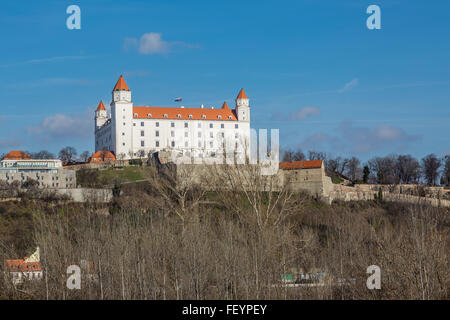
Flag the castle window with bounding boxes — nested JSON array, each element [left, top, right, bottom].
[[147, 114, 152, 118], [235, 124, 239, 129], [134, 113, 138, 118], [198, 132, 201, 138], [210, 132, 213, 138], [156, 122, 159, 127], [171, 141, 175, 147], [133, 123, 136, 126], [189, 115, 193, 119], [221, 132, 224, 138], [210, 141, 213, 148], [185, 141, 188, 147], [171, 122, 175, 127], [171, 131, 175, 137], [198, 141, 201, 148], [221, 124, 224, 129], [164, 114, 168, 118], [155, 130, 159, 137], [235, 133, 239, 139], [184, 132, 188, 137], [141, 141, 144, 147], [228, 116, 232, 119], [202, 115, 206, 119], [141, 122, 144, 126], [184, 122, 188, 128], [141, 130, 144, 136], [177, 114, 181, 118], [218, 115, 222, 119], [156, 141, 159, 147], [198, 123, 201, 128], [209, 123, 213, 128], [122, 132, 125, 136]]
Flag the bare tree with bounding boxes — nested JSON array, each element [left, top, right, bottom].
[[308, 151, 327, 161], [80, 151, 91, 163], [421, 154, 441, 186], [137, 149, 146, 159], [31, 150, 55, 159], [282, 149, 305, 162], [345, 157, 361, 182], [440, 155, 450, 186], [58, 146, 77, 163], [394, 155, 420, 184], [368, 155, 396, 184]]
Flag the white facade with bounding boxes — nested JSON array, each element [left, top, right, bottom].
[[95, 76, 251, 161], [0, 159, 62, 173], [0, 159, 76, 188]]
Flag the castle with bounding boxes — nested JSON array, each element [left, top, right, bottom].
[[95, 76, 251, 161]]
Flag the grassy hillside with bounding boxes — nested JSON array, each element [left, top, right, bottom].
[[76, 166, 146, 187]]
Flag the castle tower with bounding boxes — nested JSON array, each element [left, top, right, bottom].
[[110, 75, 133, 158], [95, 101, 107, 129], [235, 88, 250, 122]]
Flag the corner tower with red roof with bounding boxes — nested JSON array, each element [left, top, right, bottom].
[[235, 88, 250, 122], [95, 100, 107, 129]]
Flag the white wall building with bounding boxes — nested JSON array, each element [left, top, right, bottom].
[[95, 76, 251, 161], [0, 158, 76, 188]]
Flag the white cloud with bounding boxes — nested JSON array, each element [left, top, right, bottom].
[[0, 138, 22, 149], [338, 78, 359, 93], [272, 106, 320, 121], [289, 107, 321, 120], [0, 56, 90, 68], [27, 108, 93, 141], [298, 120, 420, 155], [9, 78, 89, 89], [139, 33, 169, 54], [124, 33, 199, 55]]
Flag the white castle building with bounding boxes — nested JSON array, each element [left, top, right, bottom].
[[95, 76, 251, 161]]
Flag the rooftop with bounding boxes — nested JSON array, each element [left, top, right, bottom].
[[279, 160, 323, 170]]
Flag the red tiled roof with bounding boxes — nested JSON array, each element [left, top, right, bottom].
[[279, 160, 323, 170], [90, 150, 116, 163], [113, 75, 130, 91], [2, 151, 31, 160], [96, 100, 105, 111], [4, 259, 42, 272], [236, 88, 248, 99], [132, 105, 238, 121]]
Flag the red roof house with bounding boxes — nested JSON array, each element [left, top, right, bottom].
[[89, 151, 116, 163]]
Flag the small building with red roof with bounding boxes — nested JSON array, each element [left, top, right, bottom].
[[89, 150, 116, 163], [4, 248, 43, 285], [278, 160, 333, 196], [2, 150, 31, 160]]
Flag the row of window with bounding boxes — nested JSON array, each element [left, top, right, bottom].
[[137, 130, 239, 139], [139, 140, 241, 148], [133, 122, 239, 129], [134, 113, 233, 120]]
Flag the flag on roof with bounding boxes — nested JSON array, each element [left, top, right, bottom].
[[175, 97, 182, 102]]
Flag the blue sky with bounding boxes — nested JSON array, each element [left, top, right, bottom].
[[0, 0, 449, 161]]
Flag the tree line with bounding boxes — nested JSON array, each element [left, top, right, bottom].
[[0, 147, 91, 163], [283, 149, 450, 186]]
